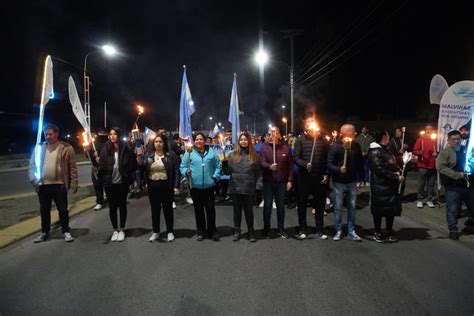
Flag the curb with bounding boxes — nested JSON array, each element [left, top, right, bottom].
[[0, 161, 91, 174], [0, 196, 96, 249]]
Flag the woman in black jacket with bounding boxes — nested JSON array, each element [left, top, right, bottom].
[[368, 129, 405, 243], [144, 134, 180, 242], [98, 127, 137, 242], [224, 132, 261, 242]]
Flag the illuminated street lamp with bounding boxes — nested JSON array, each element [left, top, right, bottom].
[[83, 44, 118, 129]]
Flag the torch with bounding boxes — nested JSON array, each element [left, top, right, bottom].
[[186, 142, 193, 189], [271, 126, 276, 164], [82, 130, 98, 180], [342, 137, 352, 169], [132, 104, 144, 130], [309, 122, 320, 164], [419, 130, 426, 161], [218, 133, 226, 160], [401, 127, 406, 151], [398, 151, 412, 194], [282, 117, 288, 137]]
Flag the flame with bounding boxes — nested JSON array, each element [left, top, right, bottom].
[[325, 135, 331, 142], [420, 130, 426, 136], [282, 117, 287, 123], [136, 105, 144, 115], [430, 133, 437, 140], [343, 137, 352, 142], [82, 130, 90, 146]]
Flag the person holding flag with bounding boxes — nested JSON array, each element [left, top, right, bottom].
[[29, 124, 78, 243]]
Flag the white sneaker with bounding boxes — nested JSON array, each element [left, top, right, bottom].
[[326, 198, 331, 205], [172, 202, 177, 209], [417, 201, 424, 208], [117, 231, 125, 242], [258, 201, 264, 208], [365, 182, 370, 187], [316, 232, 328, 240], [167, 232, 175, 242], [111, 231, 119, 242], [272, 202, 277, 209], [333, 231, 343, 241], [349, 232, 362, 242], [63, 232, 74, 242], [149, 233, 159, 242], [93, 204, 103, 211], [296, 232, 307, 240], [426, 201, 435, 208], [186, 197, 193, 205]]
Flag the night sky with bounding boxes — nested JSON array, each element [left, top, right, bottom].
[[2, 0, 474, 153]]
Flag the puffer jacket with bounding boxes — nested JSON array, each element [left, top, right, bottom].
[[294, 133, 328, 176], [180, 148, 222, 189], [29, 141, 78, 191], [144, 151, 180, 189], [368, 142, 402, 217], [98, 141, 137, 188], [259, 142, 294, 183], [223, 150, 262, 195]]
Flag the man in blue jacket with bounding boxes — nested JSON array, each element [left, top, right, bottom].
[[327, 124, 364, 241]]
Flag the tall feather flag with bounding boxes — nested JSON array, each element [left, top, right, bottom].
[[228, 73, 241, 144], [144, 126, 157, 145], [178, 65, 195, 141], [68, 76, 95, 152], [34, 55, 54, 180]]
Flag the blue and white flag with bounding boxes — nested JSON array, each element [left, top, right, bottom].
[[210, 123, 219, 138], [178, 66, 195, 141], [228, 73, 241, 144]]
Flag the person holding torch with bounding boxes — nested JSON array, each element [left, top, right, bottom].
[[294, 117, 329, 240], [327, 124, 364, 241], [259, 126, 293, 239], [413, 124, 437, 208]]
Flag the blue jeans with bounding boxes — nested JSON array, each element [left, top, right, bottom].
[[263, 182, 286, 232], [333, 182, 357, 233], [445, 186, 474, 232]]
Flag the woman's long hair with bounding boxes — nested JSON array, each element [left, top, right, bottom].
[[105, 126, 123, 155], [231, 132, 259, 165], [154, 133, 169, 154]]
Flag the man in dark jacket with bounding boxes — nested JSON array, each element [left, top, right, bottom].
[[327, 124, 364, 241], [294, 118, 329, 240], [259, 127, 293, 238]]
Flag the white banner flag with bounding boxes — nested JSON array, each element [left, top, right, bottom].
[[429, 74, 449, 105], [437, 80, 474, 150]]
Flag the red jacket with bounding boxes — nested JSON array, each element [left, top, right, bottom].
[[412, 137, 437, 170], [259, 142, 294, 183]]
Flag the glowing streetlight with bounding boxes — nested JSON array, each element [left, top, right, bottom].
[[218, 122, 222, 126], [282, 105, 286, 109], [209, 116, 213, 120], [255, 49, 269, 67], [102, 45, 117, 56]]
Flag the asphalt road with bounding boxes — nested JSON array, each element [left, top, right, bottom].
[[0, 163, 92, 197], [0, 194, 473, 315]]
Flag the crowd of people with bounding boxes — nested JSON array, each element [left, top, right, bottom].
[[28, 119, 474, 244]]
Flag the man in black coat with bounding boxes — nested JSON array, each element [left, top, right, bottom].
[[327, 124, 365, 242], [294, 118, 329, 240]]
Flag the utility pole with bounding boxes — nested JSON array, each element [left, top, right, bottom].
[[104, 101, 107, 128], [281, 29, 303, 133]]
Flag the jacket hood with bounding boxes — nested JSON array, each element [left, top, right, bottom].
[[369, 142, 382, 149]]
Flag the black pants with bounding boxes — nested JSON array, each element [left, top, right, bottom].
[[190, 188, 216, 237], [263, 182, 286, 232], [105, 183, 129, 229], [232, 194, 255, 233], [373, 215, 395, 233], [148, 180, 174, 234], [37, 184, 70, 234], [297, 173, 327, 233], [91, 172, 104, 205]]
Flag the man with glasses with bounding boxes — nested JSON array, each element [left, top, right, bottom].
[[436, 130, 474, 240]]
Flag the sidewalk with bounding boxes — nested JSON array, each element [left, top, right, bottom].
[[0, 185, 96, 248]]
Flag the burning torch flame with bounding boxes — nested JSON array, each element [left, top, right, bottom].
[[137, 105, 144, 115], [420, 130, 426, 136], [82, 130, 90, 147], [430, 133, 437, 140], [282, 117, 287, 124], [325, 135, 331, 142], [332, 131, 338, 137]]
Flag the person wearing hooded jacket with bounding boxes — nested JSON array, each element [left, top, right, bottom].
[[368, 129, 405, 243], [180, 132, 222, 241]]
